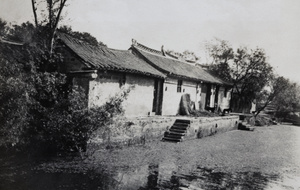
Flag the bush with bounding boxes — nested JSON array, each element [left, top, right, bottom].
[[0, 22, 133, 155], [22, 85, 133, 155]]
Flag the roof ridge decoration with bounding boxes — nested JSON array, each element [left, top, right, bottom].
[[132, 39, 163, 56], [131, 39, 198, 65], [165, 50, 197, 64], [132, 43, 230, 85]]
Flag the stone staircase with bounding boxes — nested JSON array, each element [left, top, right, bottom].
[[162, 119, 191, 143], [238, 115, 255, 131]]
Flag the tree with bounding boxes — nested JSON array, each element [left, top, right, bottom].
[[5, 22, 35, 44], [204, 38, 234, 82], [205, 38, 234, 65], [272, 80, 300, 120], [0, 20, 66, 148], [233, 47, 273, 107], [0, 38, 32, 147], [0, 19, 128, 153], [31, 0, 68, 54], [255, 76, 290, 117], [205, 39, 274, 113], [0, 18, 8, 37]]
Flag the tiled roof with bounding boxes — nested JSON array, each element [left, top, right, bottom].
[[56, 33, 165, 78], [131, 43, 229, 85]]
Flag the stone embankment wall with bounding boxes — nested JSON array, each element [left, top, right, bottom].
[[91, 116, 239, 147], [187, 116, 239, 139]]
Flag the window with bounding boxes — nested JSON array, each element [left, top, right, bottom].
[[177, 80, 182, 93], [224, 88, 227, 98]]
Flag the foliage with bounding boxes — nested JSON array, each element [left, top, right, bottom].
[[87, 86, 134, 145], [272, 79, 300, 119], [0, 23, 38, 146], [59, 25, 107, 47], [255, 76, 289, 117], [205, 38, 300, 117], [205, 38, 273, 112], [25, 84, 132, 153], [31, 0, 68, 53], [0, 18, 8, 37], [205, 38, 234, 65], [0, 19, 129, 154], [207, 62, 232, 82]]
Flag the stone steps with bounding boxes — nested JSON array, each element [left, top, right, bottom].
[[164, 131, 186, 137], [238, 115, 255, 131], [162, 119, 190, 143], [169, 128, 187, 133], [172, 123, 189, 129]]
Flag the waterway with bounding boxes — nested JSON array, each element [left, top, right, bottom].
[[1, 125, 300, 189]]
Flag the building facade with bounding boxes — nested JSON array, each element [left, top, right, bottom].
[[56, 33, 232, 117]]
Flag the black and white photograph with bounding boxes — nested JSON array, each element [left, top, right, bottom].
[[1, 0, 300, 189]]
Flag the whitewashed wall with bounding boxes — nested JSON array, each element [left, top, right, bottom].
[[123, 74, 155, 117], [88, 72, 121, 108], [86, 72, 155, 117], [161, 77, 198, 115]]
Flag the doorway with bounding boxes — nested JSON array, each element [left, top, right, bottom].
[[152, 79, 163, 115]]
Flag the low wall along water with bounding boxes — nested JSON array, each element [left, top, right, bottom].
[[90, 116, 239, 147]]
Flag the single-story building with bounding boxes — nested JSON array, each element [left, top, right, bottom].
[[129, 39, 232, 115], [55, 32, 232, 117]]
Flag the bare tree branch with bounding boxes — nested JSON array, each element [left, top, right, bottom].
[[49, 0, 67, 55], [31, 0, 38, 26], [48, 0, 53, 30]]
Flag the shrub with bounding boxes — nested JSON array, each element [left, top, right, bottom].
[[0, 22, 133, 154], [22, 84, 133, 155]]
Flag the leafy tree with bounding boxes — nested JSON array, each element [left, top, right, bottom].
[[204, 38, 234, 82], [205, 39, 273, 113], [232, 47, 273, 111], [0, 40, 33, 147], [0, 18, 8, 37], [272, 80, 300, 120], [205, 38, 234, 65], [0, 19, 129, 154], [255, 76, 290, 117], [5, 22, 35, 43]]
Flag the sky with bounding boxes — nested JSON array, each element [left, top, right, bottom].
[[1, 0, 300, 83]]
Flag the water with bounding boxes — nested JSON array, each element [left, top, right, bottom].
[[1, 125, 300, 189], [1, 158, 298, 190]]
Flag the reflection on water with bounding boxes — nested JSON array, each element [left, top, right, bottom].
[[1, 158, 299, 190], [119, 164, 281, 190]]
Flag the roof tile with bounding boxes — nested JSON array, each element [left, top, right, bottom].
[[57, 33, 165, 78], [132, 44, 228, 85]]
